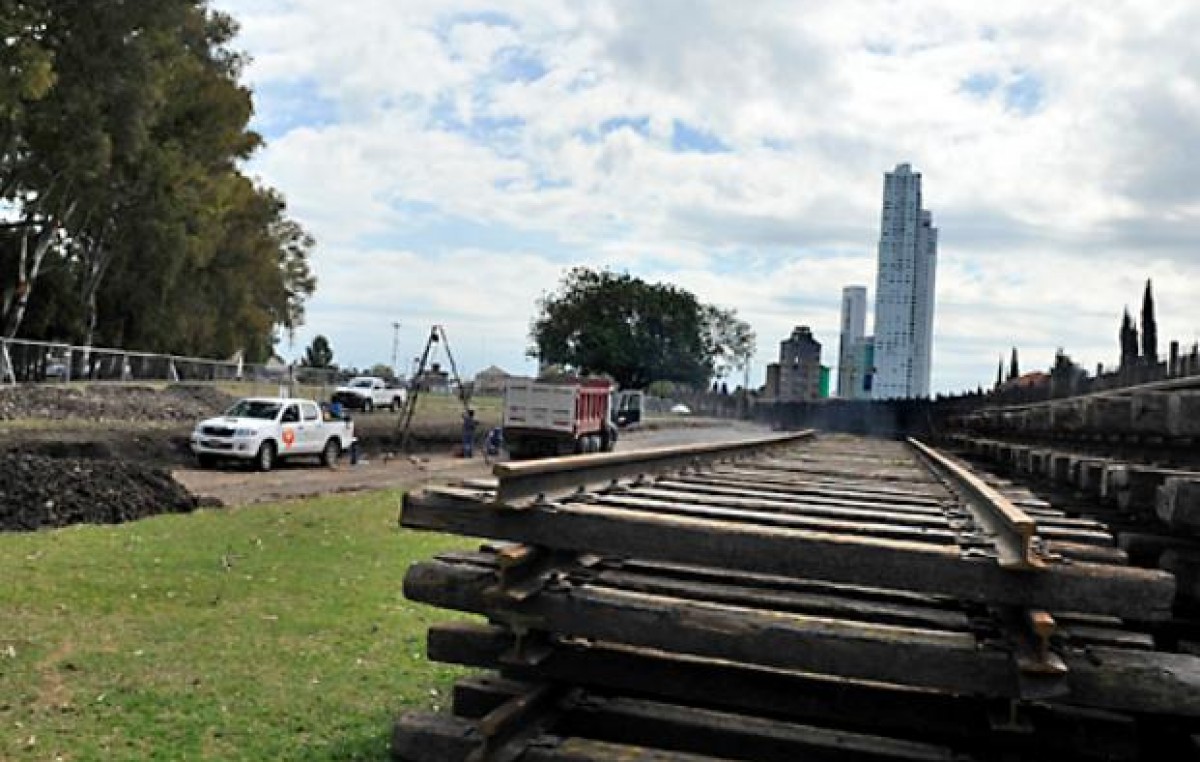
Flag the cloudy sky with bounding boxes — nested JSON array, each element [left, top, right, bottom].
[[215, 0, 1200, 393]]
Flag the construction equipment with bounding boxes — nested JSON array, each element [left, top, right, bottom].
[[398, 325, 470, 453]]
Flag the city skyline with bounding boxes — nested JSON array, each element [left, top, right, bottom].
[[215, 1, 1200, 392]]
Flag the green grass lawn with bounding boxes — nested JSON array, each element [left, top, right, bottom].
[[0, 491, 474, 761]]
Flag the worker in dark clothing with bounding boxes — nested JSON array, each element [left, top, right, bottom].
[[461, 409, 477, 458], [482, 429, 501, 458]]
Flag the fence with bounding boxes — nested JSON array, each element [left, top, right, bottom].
[[0, 337, 342, 399]]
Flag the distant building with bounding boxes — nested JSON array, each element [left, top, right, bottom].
[[837, 286, 873, 399], [764, 363, 781, 399], [1000, 371, 1051, 392], [766, 326, 823, 402], [414, 362, 451, 393], [871, 163, 937, 399], [473, 365, 510, 396]]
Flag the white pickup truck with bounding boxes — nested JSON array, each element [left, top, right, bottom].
[[331, 376, 406, 412], [190, 397, 355, 471]]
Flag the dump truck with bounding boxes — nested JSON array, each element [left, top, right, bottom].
[[502, 377, 620, 459]]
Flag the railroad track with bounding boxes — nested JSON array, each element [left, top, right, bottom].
[[394, 432, 1200, 761]]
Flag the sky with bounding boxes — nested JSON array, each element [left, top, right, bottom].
[[214, 0, 1200, 393]]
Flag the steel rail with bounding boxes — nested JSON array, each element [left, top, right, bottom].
[[492, 430, 816, 505], [907, 437, 1044, 570]]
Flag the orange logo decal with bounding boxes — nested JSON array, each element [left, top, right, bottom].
[[282, 429, 296, 447]]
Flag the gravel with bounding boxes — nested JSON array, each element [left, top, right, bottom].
[[0, 383, 235, 422]]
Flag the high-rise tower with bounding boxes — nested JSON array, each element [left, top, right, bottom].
[[836, 286, 868, 398], [871, 163, 937, 399]]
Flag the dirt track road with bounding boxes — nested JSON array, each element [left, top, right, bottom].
[[173, 420, 770, 507]]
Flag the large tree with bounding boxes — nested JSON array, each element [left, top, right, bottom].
[[0, 0, 313, 360], [530, 267, 754, 389]]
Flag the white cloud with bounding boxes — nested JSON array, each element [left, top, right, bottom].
[[217, 0, 1200, 391]]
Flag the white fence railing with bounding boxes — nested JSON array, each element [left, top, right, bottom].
[[0, 337, 342, 398]]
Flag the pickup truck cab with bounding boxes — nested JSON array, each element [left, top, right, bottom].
[[190, 397, 355, 471], [331, 376, 406, 412]]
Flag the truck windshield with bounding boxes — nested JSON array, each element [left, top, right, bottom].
[[349, 379, 373, 388], [225, 400, 282, 420]]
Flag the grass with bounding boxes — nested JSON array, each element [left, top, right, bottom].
[[0, 491, 475, 761]]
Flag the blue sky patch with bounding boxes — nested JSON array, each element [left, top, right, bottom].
[[250, 79, 339, 140], [494, 47, 547, 83], [575, 116, 651, 145], [960, 72, 1000, 99], [671, 120, 729, 154], [601, 115, 651, 136], [428, 93, 525, 149], [1004, 71, 1044, 115]]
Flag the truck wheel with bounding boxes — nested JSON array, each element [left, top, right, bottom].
[[320, 438, 341, 467], [391, 397, 403, 412], [256, 441, 276, 472], [197, 453, 217, 469], [601, 428, 617, 452], [363, 399, 373, 413]]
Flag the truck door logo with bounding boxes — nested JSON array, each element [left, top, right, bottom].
[[282, 429, 296, 448]]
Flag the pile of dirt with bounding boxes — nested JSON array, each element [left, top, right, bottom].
[[0, 452, 199, 531], [0, 383, 234, 422]]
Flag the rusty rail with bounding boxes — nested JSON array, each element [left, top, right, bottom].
[[492, 430, 816, 505], [908, 437, 1044, 570]]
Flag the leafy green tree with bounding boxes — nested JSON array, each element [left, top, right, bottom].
[[302, 335, 334, 368], [701, 304, 755, 380], [0, 1, 314, 359], [530, 267, 743, 389]]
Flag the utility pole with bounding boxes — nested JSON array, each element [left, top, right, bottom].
[[391, 321, 401, 378]]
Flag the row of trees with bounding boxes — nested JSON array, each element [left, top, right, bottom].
[[530, 267, 755, 389], [0, 1, 314, 361]]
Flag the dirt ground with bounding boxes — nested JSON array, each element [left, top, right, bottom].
[[0, 383, 753, 528]]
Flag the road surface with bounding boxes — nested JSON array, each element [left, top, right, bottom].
[[174, 419, 772, 507]]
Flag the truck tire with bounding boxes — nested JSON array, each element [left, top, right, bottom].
[[601, 427, 617, 453], [363, 399, 373, 413], [256, 441, 276, 472], [197, 453, 217, 469], [391, 397, 403, 412], [320, 438, 341, 467]]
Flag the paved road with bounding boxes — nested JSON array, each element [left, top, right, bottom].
[[174, 419, 772, 507]]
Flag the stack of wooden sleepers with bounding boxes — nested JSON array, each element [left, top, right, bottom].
[[394, 434, 1200, 761]]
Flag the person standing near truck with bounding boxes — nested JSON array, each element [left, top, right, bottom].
[[461, 409, 477, 458]]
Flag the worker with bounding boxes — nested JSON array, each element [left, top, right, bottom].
[[461, 409, 477, 458], [484, 426, 504, 463]]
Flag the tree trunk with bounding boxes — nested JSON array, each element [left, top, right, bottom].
[[80, 235, 111, 351], [2, 200, 76, 339]]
